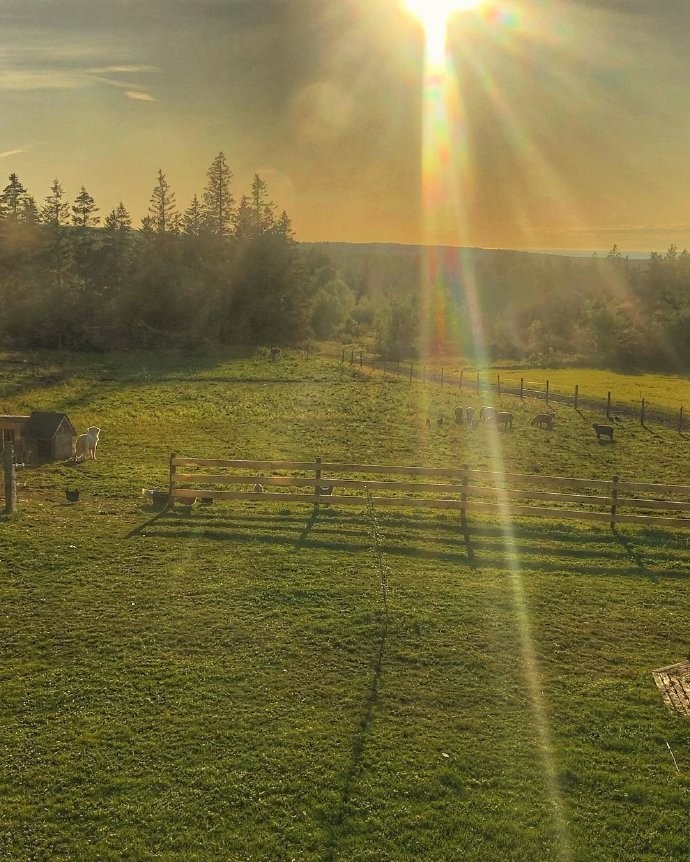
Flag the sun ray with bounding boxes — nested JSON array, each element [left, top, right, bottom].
[[408, 5, 574, 856]]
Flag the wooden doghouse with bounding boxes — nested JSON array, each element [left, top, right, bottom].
[[21, 412, 77, 462], [0, 414, 30, 456]]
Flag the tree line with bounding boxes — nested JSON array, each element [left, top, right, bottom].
[[1, 156, 689, 370], [0, 154, 334, 350]]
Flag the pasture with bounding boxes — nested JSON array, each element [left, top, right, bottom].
[[1, 350, 689, 861]]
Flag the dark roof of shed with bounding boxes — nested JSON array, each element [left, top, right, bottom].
[[22, 412, 77, 439]]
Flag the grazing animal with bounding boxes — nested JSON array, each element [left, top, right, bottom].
[[85, 426, 100, 459], [593, 423, 614, 441], [74, 433, 88, 461], [531, 413, 554, 430], [253, 483, 265, 493], [65, 488, 79, 503], [437, 416, 444, 427], [495, 411, 513, 430], [270, 347, 281, 362], [480, 406, 496, 423], [454, 406, 465, 424], [426, 417, 431, 428], [316, 483, 334, 506]]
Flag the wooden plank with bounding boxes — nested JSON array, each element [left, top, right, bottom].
[[172, 457, 613, 491], [172, 457, 316, 470], [616, 497, 690, 512], [169, 489, 690, 527], [617, 481, 690, 495]]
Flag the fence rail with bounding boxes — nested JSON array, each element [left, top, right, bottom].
[[342, 353, 687, 432], [168, 456, 690, 530]]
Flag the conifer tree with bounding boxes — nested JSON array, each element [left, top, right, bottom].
[[203, 152, 234, 237], [72, 186, 100, 228], [147, 169, 179, 233], [0, 173, 29, 220], [250, 174, 275, 233], [41, 179, 70, 226], [181, 195, 206, 238]]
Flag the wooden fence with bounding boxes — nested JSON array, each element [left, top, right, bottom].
[[168, 456, 690, 530], [343, 352, 687, 432]]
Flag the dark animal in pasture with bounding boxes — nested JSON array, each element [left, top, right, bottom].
[[437, 416, 444, 427], [495, 411, 513, 430], [480, 406, 496, 422], [253, 483, 265, 493], [593, 423, 614, 441], [465, 407, 475, 425], [65, 488, 80, 503], [531, 413, 554, 430], [270, 347, 281, 362], [316, 483, 334, 506], [454, 406, 465, 424]]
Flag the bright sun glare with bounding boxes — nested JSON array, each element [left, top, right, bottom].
[[404, 0, 483, 58]]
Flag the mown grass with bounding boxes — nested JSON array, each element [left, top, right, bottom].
[[1, 350, 689, 861]]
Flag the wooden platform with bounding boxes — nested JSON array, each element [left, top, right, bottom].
[[652, 661, 690, 717]]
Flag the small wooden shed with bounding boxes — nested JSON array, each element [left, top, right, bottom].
[[0, 414, 30, 454], [21, 412, 77, 462]]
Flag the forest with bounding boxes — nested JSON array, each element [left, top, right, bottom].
[[1, 156, 689, 372]]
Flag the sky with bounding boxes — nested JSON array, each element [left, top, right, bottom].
[[2, 0, 690, 252]]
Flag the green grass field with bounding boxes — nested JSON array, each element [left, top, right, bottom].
[[1, 350, 689, 861]]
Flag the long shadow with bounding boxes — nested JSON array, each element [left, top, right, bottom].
[[613, 529, 656, 582], [322, 616, 388, 862], [131, 509, 690, 579], [126, 505, 172, 538]]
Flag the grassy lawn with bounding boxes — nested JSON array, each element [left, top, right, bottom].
[[1, 350, 689, 861]]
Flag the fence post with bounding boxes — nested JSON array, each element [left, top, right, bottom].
[[680, 406, 685, 433], [341, 347, 345, 364], [423, 366, 426, 383], [409, 362, 413, 382], [459, 368, 464, 391], [610, 474, 619, 531], [641, 398, 645, 425], [350, 349, 354, 366], [606, 391, 611, 418], [315, 457, 322, 506], [359, 351, 363, 369], [574, 384, 579, 410], [545, 380, 549, 404], [441, 367, 444, 389], [497, 373, 501, 397], [383, 363, 386, 379], [4, 443, 17, 515], [520, 377, 524, 400], [476, 372, 480, 396], [460, 463, 469, 535], [168, 452, 176, 507]]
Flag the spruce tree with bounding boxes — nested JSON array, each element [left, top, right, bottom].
[[72, 186, 100, 228], [0, 173, 29, 220], [203, 152, 234, 237], [147, 169, 179, 233]]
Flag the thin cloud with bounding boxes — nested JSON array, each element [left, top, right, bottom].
[[87, 64, 159, 74], [125, 90, 156, 102], [0, 148, 24, 158]]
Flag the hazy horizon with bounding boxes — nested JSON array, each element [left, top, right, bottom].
[[3, 0, 690, 252]]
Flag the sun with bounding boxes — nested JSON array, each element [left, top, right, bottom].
[[404, 0, 483, 59]]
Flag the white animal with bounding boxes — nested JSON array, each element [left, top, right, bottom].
[[74, 433, 88, 461], [85, 426, 100, 459]]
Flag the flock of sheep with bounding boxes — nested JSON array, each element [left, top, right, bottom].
[[439, 406, 614, 441]]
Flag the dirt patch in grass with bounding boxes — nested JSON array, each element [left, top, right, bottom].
[[652, 661, 690, 717]]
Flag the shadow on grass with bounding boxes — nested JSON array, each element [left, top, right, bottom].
[[128, 507, 690, 578], [322, 614, 388, 862]]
